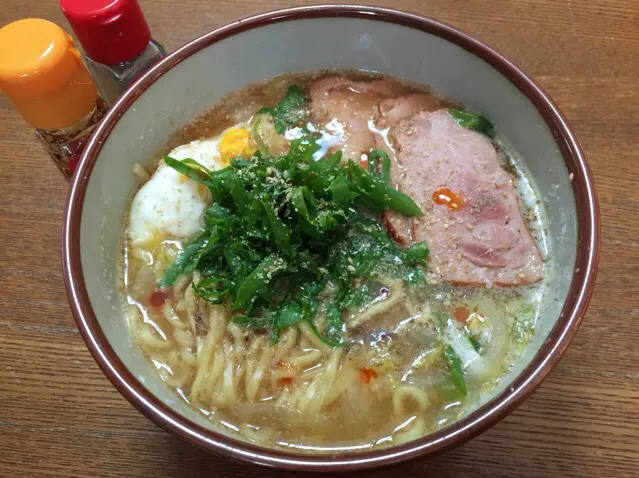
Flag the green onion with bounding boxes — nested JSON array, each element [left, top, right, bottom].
[[448, 108, 495, 138], [233, 255, 288, 311], [385, 186, 424, 217], [159, 84, 430, 346], [468, 335, 483, 353], [259, 84, 308, 134], [444, 345, 468, 396], [158, 232, 209, 288]]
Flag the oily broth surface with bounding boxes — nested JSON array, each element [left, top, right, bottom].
[[121, 71, 546, 453]]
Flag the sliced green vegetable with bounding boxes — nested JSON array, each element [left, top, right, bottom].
[[340, 284, 372, 309], [288, 135, 320, 162], [346, 160, 387, 210], [251, 113, 269, 153], [444, 345, 468, 396], [323, 306, 344, 346], [233, 255, 288, 311], [448, 108, 495, 138], [346, 160, 423, 217], [367, 149, 391, 184], [159, 85, 430, 346], [276, 302, 304, 329], [229, 177, 251, 216], [405, 241, 429, 265], [192, 276, 234, 303], [259, 84, 308, 134], [163, 156, 211, 184], [468, 334, 483, 353], [329, 174, 351, 206], [233, 315, 272, 329], [289, 187, 311, 219], [158, 232, 208, 288], [262, 201, 291, 254], [384, 186, 424, 217]]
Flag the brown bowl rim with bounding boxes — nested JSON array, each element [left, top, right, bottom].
[[62, 4, 600, 472]]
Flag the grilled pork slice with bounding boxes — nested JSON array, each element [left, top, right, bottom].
[[309, 76, 403, 161], [376, 94, 445, 245], [387, 109, 543, 286], [374, 93, 444, 129]]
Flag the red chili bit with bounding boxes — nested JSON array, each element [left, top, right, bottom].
[[432, 187, 465, 210], [453, 306, 471, 323], [149, 289, 169, 308], [278, 377, 293, 387], [359, 367, 378, 384]]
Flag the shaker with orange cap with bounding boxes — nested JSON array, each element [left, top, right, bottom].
[[0, 18, 108, 180]]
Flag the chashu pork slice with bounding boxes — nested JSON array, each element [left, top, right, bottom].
[[387, 108, 543, 286], [308, 76, 404, 161], [375, 94, 445, 244], [374, 93, 445, 129]]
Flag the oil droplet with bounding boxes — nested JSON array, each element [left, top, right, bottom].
[[433, 187, 465, 210]]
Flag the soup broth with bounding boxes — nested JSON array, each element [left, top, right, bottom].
[[121, 71, 547, 453]]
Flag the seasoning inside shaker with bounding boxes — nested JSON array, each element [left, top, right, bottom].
[[60, 0, 167, 105]]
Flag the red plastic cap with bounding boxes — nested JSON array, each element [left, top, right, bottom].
[[60, 0, 151, 64]]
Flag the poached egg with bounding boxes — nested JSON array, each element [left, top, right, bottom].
[[128, 125, 253, 246]]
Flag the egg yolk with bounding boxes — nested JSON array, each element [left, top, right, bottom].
[[219, 128, 255, 165]]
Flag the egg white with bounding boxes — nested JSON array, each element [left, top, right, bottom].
[[128, 136, 226, 246]]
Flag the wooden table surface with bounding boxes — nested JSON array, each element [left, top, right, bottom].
[[1, 1, 637, 476]]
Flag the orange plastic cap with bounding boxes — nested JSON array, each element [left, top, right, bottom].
[[0, 18, 98, 130]]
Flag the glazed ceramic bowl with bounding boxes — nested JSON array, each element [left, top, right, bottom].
[[62, 5, 599, 472]]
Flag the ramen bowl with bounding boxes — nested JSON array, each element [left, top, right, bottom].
[[62, 5, 599, 472]]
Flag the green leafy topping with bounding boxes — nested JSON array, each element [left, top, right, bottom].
[[233, 254, 289, 311], [324, 306, 344, 346], [444, 345, 468, 396], [159, 85, 427, 346], [251, 114, 269, 153], [367, 149, 391, 184], [448, 108, 495, 138], [468, 334, 483, 353], [259, 85, 308, 134], [340, 284, 374, 309]]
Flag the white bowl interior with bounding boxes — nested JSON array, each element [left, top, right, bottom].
[[81, 17, 576, 440]]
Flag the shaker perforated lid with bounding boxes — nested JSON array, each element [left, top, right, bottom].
[[60, 0, 152, 64]]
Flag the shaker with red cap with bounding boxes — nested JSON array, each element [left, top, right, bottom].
[[60, 0, 166, 105]]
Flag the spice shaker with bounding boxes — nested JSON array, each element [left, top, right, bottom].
[[0, 19, 108, 180], [60, 0, 166, 106]]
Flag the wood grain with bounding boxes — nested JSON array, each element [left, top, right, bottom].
[[0, 1, 637, 476]]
